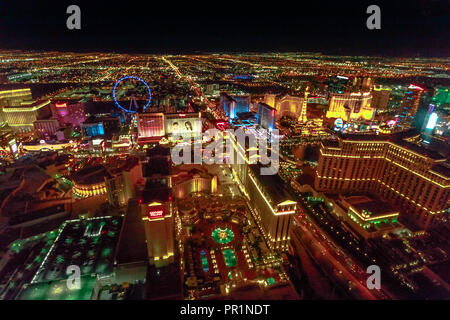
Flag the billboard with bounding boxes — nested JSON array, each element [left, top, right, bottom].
[[147, 208, 164, 220], [164, 112, 201, 136], [137, 113, 165, 138], [426, 112, 438, 130]]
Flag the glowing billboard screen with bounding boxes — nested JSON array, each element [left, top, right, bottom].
[[164, 113, 201, 136], [147, 209, 164, 220], [426, 112, 438, 130]]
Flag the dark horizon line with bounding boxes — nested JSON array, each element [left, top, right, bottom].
[[1, 47, 449, 59]]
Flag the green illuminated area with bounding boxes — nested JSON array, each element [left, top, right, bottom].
[[200, 251, 209, 272], [267, 277, 276, 285], [211, 227, 234, 244], [31, 217, 121, 284], [347, 211, 398, 230], [18, 275, 97, 300], [222, 248, 237, 267]]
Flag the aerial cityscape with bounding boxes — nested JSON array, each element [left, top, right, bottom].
[[0, 50, 448, 301], [0, 1, 448, 306]]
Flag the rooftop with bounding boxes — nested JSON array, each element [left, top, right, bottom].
[[249, 164, 296, 205], [71, 164, 111, 185]]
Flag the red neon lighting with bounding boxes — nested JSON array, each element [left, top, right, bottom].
[[409, 84, 424, 91], [148, 209, 164, 219], [179, 113, 186, 117]]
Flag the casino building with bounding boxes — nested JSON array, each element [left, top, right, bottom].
[[326, 92, 374, 121], [246, 165, 297, 251], [171, 166, 218, 199], [33, 119, 60, 138], [229, 134, 296, 251], [264, 94, 307, 121], [50, 100, 86, 127], [397, 84, 424, 121], [2, 99, 52, 132], [315, 131, 449, 229], [220, 92, 250, 122], [71, 164, 110, 198], [136, 112, 202, 143], [257, 102, 276, 130], [137, 112, 165, 142]]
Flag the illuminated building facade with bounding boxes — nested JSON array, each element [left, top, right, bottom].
[[220, 92, 250, 121], [397, 84, 424, 121], [228, 132, 296, 251], [352, 77, 373, 91], [105, 157, 143, 207], [274, 95, 306, 120], [22, 140, 77, 152], [0, 88, 34, 125], [257, 102, 276, 130], [140, 199, 174, 267], [0, 88, 33, 106], [137, 112, 165, 141], [50, 100, 86, 127], [71, 164, 110, 198], [326, 92, 374, 121], [172, 167, 218, 199], [298, 88, 309, 123], [263, 94, 277, 109], [164, 112, 202, 137], [334, 195, 401, 239], [2, 100, 51, 132], [371, 86, 391, 111], [82, 122, 104, 137], [33, 119, 60, 138], [0, 131, 18, 157], [245, 166, 296, 251], [81, 117, 121, 139], [315, 133, 449, 229]]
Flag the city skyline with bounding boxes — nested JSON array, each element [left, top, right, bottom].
[[0, 1, 449, 308]]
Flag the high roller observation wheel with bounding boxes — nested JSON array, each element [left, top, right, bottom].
[[112, 75, 152, 113]]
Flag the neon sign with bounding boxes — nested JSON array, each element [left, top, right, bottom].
[[426, 112, 438, 130], [147, 209, 164, 219]]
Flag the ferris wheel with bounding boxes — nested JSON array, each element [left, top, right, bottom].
[[112, 75, 151, 113]]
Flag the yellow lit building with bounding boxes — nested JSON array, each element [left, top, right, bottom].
[[141, 201, 174, 267], [172, 168, 218, 199], [0, 88, 33, 106], [2, 99, 51, 132], [246, 166, 297, 251], [326, 92, 374, 121], [371, 85, 391, 111], [229, 133, 296, 251], [315, 132, 449, 230], [71, 164, 110, 198]]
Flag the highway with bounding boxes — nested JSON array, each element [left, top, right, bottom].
[[291, 199, 392, 300], [161, 56, 223, 119]]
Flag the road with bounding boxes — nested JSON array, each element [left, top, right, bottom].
[[161, 56, 223, 119], [292, 206, 391, 300], [292, 218, 378, 300]]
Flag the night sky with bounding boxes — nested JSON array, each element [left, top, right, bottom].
[[0, 0, 448, 56]]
